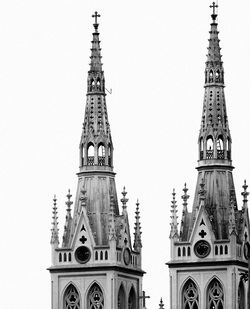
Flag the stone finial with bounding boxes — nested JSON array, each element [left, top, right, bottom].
[[66, 189, 73, 215], [51, 195, 59, 246], [134, 199, 142, 251], [159, 298, 165, 309], [181, 183, 190, 214], [121, 186, 129, 213], [62, 189, 73, 247], [170, 189, 179, 238], [241, 180, 249, 211]]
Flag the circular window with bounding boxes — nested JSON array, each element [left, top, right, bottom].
[[194, 240, 211, 258], [75, 246, 91, 264], [123, 248, 131, 265]]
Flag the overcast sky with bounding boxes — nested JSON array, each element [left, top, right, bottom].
[[1, 1, 250, 308]]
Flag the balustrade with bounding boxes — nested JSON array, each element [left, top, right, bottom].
[[217, 150, 225, 159], [87, 156, 94, 165], [206, 150, 214, 159], [98, 156, 105, 166]]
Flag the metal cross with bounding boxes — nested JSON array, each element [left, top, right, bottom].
[[139, 291, 150, 308], [210, 2, 218, 15], [92, 11, 100, 24]]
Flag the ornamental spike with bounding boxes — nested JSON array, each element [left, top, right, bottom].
[[180, 183, 189, 238], [51, 195, 59, 246], [170, 189, 179, 238], [134, 199, 142, 251], [62, 189, 73, 247], [121, 186, 129, 213], [159, 298, 165, 309], [241, 180, 249, 211]]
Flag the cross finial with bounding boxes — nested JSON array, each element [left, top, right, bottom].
[[210, 2, 218, 22], [92, 11, 101, 30], [139, 291, 150, 308]]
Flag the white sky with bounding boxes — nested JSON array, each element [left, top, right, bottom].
[[0, 1, 250, 308]]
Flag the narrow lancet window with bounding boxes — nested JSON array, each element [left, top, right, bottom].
[[118, 285, 126, 309], [128, 287, 136, 309], [238, 280, 245, 309]]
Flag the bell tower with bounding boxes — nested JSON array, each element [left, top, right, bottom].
[[49, 12, 144, 309], [168, 3, 250, 309]]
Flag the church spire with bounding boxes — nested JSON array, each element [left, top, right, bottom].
[[199, 2, 232, 164], [79, 11, 113, 172]]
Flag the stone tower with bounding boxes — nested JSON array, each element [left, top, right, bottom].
[[168, 4, 250, 309], [49, 12, 144, 309]]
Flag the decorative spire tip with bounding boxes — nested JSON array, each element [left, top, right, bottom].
[[210, 1, 218, 23], [92, 11, 101, 31]]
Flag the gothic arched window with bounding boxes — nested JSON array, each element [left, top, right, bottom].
[[64, 284, 80, 309], [87, 143, 94, 166], [128, 286, 136, 309], [182, 279, 199, 309], [238, 280, 245, 309], [207, 279, 224, 309], [206, 137, 214, 159], [98, 144, 105, 166], [87, 283, 104, 309], [118, 284, 126, 309]]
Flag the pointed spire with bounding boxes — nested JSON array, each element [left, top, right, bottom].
[[121, 186, 128, 213], [159, 298, 165, 309], [80, 12, 113, 171], [241, 180, 249, 211], [170, 189, 179, 238], [108, 195, 117, 241], [89, 11, 103, 73], [51, 195, 59, 246], [198, 2, 232, 164], [207, 2, 221, 66], [134, 199, 142, 251]]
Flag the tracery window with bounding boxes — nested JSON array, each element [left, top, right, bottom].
[[64, 284, 80, 309], [88, 284, 104, 309], [207, 279, 224, 309], [182, 279, 199, 309]]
